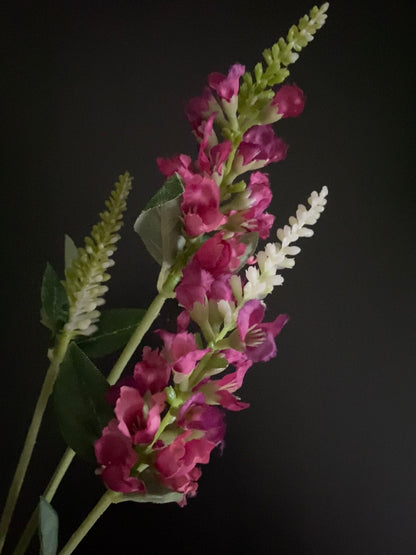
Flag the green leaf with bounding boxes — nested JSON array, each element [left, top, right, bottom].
[[121, 491, 184, 505], [39, 497, 59, 555], [134, 173, 184, 266], [64, 234, 77, 270], [144, 173, 184, 210], [118, 469, 183, 505], [53, 342, 114, 462], [76, 308, 146, 358], [40, 263, 69, 334]]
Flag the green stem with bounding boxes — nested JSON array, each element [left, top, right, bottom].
[[12, 448, 75, 555], [0, 333, 72, 555], [58, 491, 119, 555]]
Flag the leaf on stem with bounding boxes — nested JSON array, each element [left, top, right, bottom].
[[40, 263, 69, 335], [119, 469, 183, 504], [134, 173, 184, 266], [39, 497, 59, 555], [53, 342, 114, 462], [76, 308, 146, 358]]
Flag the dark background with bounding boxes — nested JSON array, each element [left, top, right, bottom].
[[1, 1, 415, 554]]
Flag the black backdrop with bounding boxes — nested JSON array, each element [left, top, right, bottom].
[[1, 1, 415, 554]]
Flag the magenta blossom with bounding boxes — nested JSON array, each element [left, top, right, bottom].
[[175, 261, 215, 310], [158, 330, 209, 378], [208, 63, 245, 102], [155, 431, 217, 505], [177, 392, 226, 444], [242, 172, 275, 239], [176, 233, 245, 309], [197, 114, 232, 176], [237, 125, 288, 169], [194, 233, 245, 277], [199, 350, 252, 411], [133, 346, 170, 396], [272, 84, 305, 119], [181, 174, 226, 237], [94, 420, 145, 494], [185, 86, 221, 138], [237, 300, 288, 362], [115, 387, 165, 445], [156, 153, 193, 181]]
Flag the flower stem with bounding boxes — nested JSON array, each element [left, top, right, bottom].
[[0, 332, 72, 555], [58, 491, 119, 555], [12, 448, 75, 555]]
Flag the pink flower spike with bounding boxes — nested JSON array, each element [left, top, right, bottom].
[[237, 300, 288, 362], [272, 84, 305, 119], [208, 63, 245, 102]]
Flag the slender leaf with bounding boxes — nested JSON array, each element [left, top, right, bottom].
[[40, 263, 69, 334], [53, 342, 114, 462], [76, 308, 146, 358], [134, 174, 184, 265], [64, 234, 78, 270], [39, 497, 58, 555], [121, 491, 183, 504]]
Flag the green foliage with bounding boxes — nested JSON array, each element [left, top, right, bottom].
[[40, 263, 69, 335], [134, 173, 184, 266], [53, 342, 114, 462], [120, 469, 183, 504], [144, 173, 183, 210], [238, 3, 329, 123], [39, 497, 59, 555], [64, 234, 77, 270], [76, 308, 146, 358], [63, 172, 132, 337]]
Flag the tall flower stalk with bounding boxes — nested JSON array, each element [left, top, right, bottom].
[[1, 4, 330, 554]]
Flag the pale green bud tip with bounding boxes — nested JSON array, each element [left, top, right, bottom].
[[63, 171, 133, 337]]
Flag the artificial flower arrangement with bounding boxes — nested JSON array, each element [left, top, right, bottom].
[[0, 4, 329, 554]]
